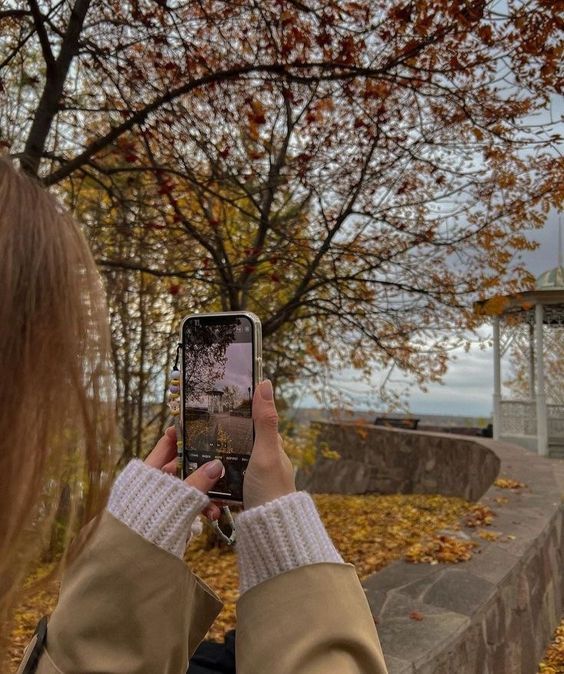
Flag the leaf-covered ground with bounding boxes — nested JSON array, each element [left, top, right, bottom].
[[539, 618, 564, 674], [8, 563, 58, 671], [8, 492, 563, 673], [187, 493, 475, 642]]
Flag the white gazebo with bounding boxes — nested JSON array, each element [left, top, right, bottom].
[[476, 266, 564, 458], [206, 389, 224, 414]]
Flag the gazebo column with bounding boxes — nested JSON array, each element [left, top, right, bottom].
[[528, 322, 535, 399], [535, 304, 548, 456], [493, 315, 501, 441]]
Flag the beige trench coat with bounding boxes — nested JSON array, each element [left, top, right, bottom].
[[18, 511, 388, 674]]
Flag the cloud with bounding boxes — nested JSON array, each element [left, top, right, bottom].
[[296, 204, 562, 417]]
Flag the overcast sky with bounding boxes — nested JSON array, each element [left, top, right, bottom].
[[300, 209, 563, 417], [217, 342, 253, 395]]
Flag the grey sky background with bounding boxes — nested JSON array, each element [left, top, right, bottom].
[[298, 209, 563, 417], [216, 342, 253, 395], [188, 342, 253, 408]]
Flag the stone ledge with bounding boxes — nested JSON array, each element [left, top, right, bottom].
[[297, 422, 500, 501], [369, 439, 563, 674], [301, 425, 563, 674]]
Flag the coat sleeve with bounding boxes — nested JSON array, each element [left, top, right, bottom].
[[17, 511, 222, 674], [235, 562, 388, 674]]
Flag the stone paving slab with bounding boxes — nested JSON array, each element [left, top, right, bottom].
[[365, 588, 389, 616], [363, 560, 441, 594], [461, 544, 520, 585], [384, 655, 415, 674], [396, 568, 497, 617], [373, 591, 469, 664]]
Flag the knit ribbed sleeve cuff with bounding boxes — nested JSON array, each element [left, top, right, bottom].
[[107, 459, 209, 559], [236, 491, 344, 595]]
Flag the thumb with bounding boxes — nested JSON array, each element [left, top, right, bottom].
[[253, 380, 279, 446], [184, 459, 224, 494], [144, 426, 176, 470]]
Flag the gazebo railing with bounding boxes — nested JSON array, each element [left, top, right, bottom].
[[547, 404, 564, 439], [499, 400, 564, 440], [499, 400, 537, 436]]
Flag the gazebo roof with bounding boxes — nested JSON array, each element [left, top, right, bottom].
[[474, 265, 564, 323], [536, 265, 564, 290]]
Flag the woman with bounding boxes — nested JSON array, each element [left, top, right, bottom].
[[0, 158, 387, 674]]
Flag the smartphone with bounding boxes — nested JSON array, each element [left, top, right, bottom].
[[180, 312, 262, 503]]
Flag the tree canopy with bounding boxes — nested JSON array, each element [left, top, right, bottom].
[[1, 0, 563, 445]]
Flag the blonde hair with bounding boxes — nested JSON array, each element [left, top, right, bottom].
[[0, 158, 116, 651]]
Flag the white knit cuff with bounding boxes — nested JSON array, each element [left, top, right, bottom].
[[236, 491, 344, 595], [107, 459, 209, 559]]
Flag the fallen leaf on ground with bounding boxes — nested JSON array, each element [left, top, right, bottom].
[[495, 478, 527, 489], [494, 496, 509, 505], [478, 529, 502, 541], [405, 535, 478, 564], [463, 503, 495, 527], [538, 617, 564, 674]]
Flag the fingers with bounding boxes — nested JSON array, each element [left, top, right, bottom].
[[145, 426, 177, 470], [164, 455, 221, 520], [184, 458, 224, 494], [161, 457, 178, 475], [145, 429, 221, 522], [203, 503, 221, 521], [252, 380, 279, 452]]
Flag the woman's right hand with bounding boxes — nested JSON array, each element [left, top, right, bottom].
[[144, 425, 223, 521], [243, 380, 296, 510]]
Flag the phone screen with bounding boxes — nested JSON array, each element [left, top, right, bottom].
[[182, 315, 255, 501]]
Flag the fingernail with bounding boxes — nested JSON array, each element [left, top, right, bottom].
[[260, 379, 273, 401], [204, 459, 223, 478]]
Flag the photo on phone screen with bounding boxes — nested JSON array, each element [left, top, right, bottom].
[[182, 315, 255, 501]]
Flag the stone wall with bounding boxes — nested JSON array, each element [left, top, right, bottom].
[[298, 424, 564, 674], [297, 422, 500, 501]]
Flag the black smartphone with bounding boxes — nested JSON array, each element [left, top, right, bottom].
[[180, 312, 262, 503]]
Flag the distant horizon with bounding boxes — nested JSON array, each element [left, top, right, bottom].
[[288, 406, 492, 422]]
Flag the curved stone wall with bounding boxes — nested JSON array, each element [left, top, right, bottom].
[[297, 423, 564, 674], [297, 422, 500, 501]]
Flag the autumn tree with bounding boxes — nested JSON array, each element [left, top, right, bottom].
[[1, 0, 562, 408], [183, 321, 235, 400], [71, 159, 191, 458]]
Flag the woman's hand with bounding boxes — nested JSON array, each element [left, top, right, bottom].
[[145, 426, 222, 521], [243, 380, 296, 510]]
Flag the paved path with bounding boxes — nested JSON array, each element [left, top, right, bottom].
[[209, 413, 253, 453], [550, 458, 564, 495]]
